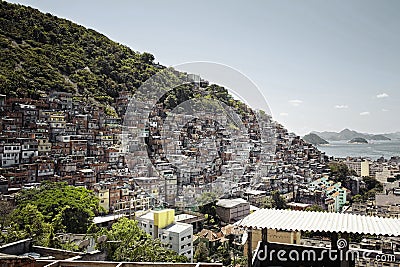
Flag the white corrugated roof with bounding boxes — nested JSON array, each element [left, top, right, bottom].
[[237, 209, 400, 236], [93, 214, 125, 224]]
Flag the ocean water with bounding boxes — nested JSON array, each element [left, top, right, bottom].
[[316, 140, 400, 160]]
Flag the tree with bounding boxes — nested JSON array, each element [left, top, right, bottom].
[[100, 217, 188, 263], [216, 244, 231, 266], [271, 191, 287, 209], [0, 200, 13, 231], [329, 162, 357, 185], [261, 197, 273, 209], [234, 256, 248, 267], [305, 205, 325, 212], [197, 192, 218, 206], [6, 204, 52, 246], [351, 194, 363, 203], [198, 192, 220, 227], [141, 52, 155, 64], [194, 242, 209, 263], [15, 182, 101, 234], [356, 177, 383, 202], [362, 176, 383, 192]]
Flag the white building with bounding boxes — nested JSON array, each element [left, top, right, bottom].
[[137, 209, 193, 261], [0, 143, 21, 167]]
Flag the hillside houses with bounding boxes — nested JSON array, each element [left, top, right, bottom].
[[0, 90, 330, 212]]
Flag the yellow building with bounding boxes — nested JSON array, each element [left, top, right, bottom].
[[97, 189, 110, 212], [345, 159, 370, 177], [154, 209, 175, 229], [361, 160, 370, 177]]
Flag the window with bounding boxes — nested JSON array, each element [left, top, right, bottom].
[[169, 237, 172, 241], [150, 225, 152, 228], [181, 245, 184, 249], [181, 237, 184, 241]]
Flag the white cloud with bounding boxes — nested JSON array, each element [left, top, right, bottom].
[[382, 108, 389, 112], [279, 112, 289, 117], [360, 111, 370, 116], [334, 105, 348, 109], [377, 93, 389, 98], [289, 99, 303, 106]]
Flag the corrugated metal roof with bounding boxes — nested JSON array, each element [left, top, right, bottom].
[[236, 209, 400, 236]]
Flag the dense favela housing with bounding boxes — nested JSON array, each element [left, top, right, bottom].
[[1, 1, 400, 267]]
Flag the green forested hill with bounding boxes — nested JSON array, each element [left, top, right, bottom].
[[0, 0, 256, 120], [0, 0, 160, 102], [302, 133, 329, 145]]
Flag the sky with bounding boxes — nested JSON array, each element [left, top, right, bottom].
[[6, 0, 400, 135]]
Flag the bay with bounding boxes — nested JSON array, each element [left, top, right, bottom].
[[316, 140, 400, 160]]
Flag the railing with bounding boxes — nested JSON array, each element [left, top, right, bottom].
[[36, 260, 222, 267]]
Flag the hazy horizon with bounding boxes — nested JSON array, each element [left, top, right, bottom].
[[6, 0, 400, 135]]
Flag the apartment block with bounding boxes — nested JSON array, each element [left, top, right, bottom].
[[137, 209, 193, 261], [216, 198, 250, 224]]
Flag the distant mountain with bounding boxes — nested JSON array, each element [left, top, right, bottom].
[[382, 132, 400, 140], [311, 128, 393, 141], [302, 133, 329, 145], [369, 134, 391, 141]]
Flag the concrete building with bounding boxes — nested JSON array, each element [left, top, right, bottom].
[[308, 177, 348, 212], [216, 198, 250, 224], [0, 142, 21, 167], [175, 212, 205, 234], [345, 159, 370, 177], [375, 165, 400, 184], [137, 209, 193, 261]]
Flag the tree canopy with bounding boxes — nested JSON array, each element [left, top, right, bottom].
[[0, 1, 160, 101], [15, 182, 101, 234], [194, 242, 209, 263], [264, 191, 287, 209], [305, 204, 325, 212]]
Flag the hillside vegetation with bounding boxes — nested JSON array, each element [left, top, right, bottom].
[[0, 0, 160, 102]]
